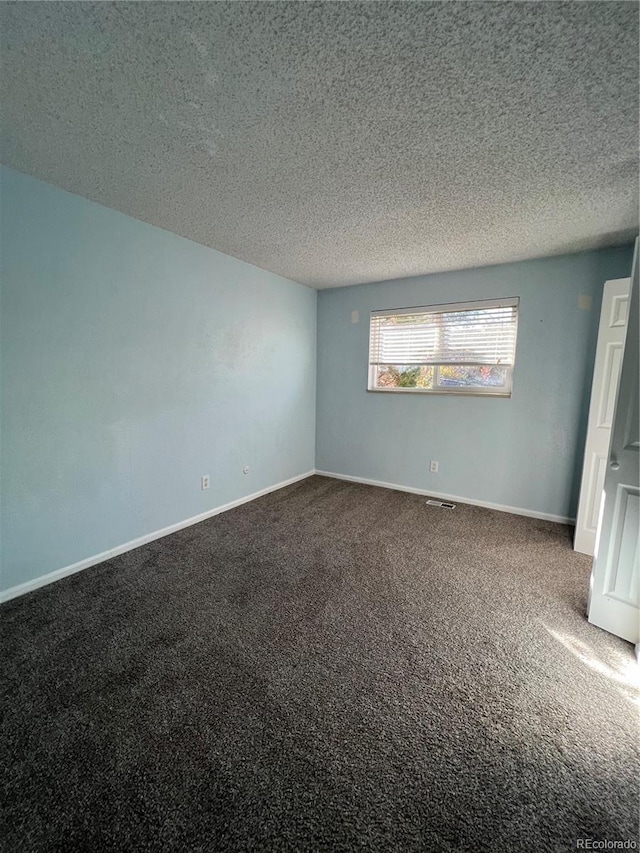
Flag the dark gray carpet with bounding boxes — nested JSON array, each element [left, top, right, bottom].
[[2, 476, 638, 852]]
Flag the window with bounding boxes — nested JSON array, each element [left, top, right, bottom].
[[368, 297, 519, 397]]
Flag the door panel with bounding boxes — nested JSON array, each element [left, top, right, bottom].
[[588, 240, 639, 644], [596, 342, 624, 428], [585, 454, 608, 532], [574, 278, 630, 555]]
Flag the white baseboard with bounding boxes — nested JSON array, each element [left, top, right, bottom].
[[0, 471, 315, 604], [315, 470, 575, 525], [1, 468, 573, 604]]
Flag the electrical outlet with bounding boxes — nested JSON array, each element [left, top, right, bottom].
[[201, 475, 210, 490], [242, 466, 250, 475], [429, 460, 439, 473]]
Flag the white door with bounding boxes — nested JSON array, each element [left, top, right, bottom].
[[588, 240, 639, 644], [574, 278, 630, 555]]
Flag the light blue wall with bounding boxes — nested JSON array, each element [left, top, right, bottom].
[[1, 167, 634, 595], [0, 167, 317, 593], [316, 247, 634, 520]]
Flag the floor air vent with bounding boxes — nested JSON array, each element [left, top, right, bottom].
[[426, 499, 456, 509]]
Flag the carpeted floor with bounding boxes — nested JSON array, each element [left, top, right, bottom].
[[2, 475, 638, 852]]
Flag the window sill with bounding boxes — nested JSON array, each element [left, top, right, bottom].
[[366, 387, 512, 398]]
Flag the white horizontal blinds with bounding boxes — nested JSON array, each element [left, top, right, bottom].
[[369, 298, 518, 367]]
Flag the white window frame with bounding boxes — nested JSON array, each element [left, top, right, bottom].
[[368, 297, 519, 398]]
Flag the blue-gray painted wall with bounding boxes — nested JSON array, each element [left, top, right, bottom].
[[1, 165, 634, 595], [0, 167, 317, 592], [315, 247, 634, 519]]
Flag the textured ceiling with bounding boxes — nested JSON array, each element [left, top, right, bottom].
[[1, 2, 638, 288]]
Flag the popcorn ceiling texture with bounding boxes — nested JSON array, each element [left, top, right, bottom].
[[1, 1, 638, 288]]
